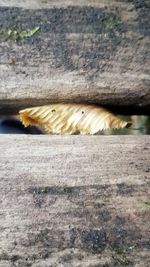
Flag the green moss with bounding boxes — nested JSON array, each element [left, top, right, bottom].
[[112, 254, 131, 266], [113, 246, 125, 255], [103, 16, 122, 30], [1, 26, 40, 42], [110, 246, 133, 266], [144, 200, 150, 206]]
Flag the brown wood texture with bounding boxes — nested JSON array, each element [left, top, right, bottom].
[[0, 135, 150, 266], [0, 0, 150, 115]]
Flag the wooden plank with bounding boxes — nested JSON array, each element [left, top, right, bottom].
[[0, 0, 150, 115], [0, 135, 150, 266], [0, 0, 133, 9]]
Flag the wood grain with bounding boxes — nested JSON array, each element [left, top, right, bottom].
[[0, 135, 150, 266], [0, 0, 150, 115], [0, 0, 135, 9]]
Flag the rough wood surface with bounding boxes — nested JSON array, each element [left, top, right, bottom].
[[0, 135, 150, 267], [0, 0, 137, 9], [0, 0, 150, 115]]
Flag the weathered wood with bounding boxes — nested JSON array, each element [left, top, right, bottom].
[[0, 135, 150, 266], [0, 0, 137, 9], [0, 0, 150, 115]]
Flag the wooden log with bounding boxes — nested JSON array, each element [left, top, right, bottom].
[[0, 135, 150, 266], [0, 0, 150, 115]]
